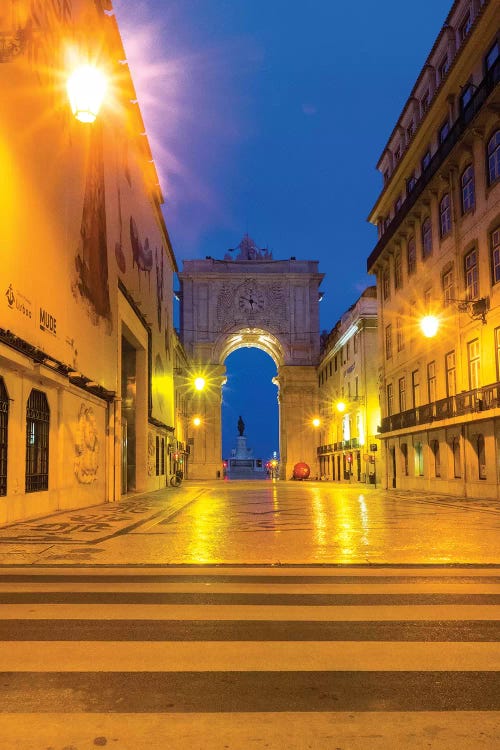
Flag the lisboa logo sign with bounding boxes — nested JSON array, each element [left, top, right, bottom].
[[5, 283, 32, 319]]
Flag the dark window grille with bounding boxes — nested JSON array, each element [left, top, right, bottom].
[[422, 217, 432, 257], [0, 378, 8, 496], [407, 236, 416, 274], [461, 164, 475, 213], [25, 389, 49, 493], [440, 194, 452, 237]]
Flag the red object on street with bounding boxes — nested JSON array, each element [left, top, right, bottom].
[[293, 462, 310, 480]]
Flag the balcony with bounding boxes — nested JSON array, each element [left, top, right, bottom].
[[368, 56, 500, 271], [317, 438, 360, 454], [379, 382, 500, 433]]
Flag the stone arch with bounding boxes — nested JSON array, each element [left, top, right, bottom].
[[213, 327, 288, 368]]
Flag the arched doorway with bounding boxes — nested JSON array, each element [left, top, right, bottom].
[[222, 346, 279, 478]]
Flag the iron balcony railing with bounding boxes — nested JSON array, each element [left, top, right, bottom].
[[317, 438, 360, 454], [367, 56, 500, 272], [379, 381, 500, 433]]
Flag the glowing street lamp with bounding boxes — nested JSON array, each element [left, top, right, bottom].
[[336, 401, 346, 413], [67, 65, 107, 123], [420, 315, 439, 338], [193, 376, 206, 391], [192, 416, 201, 427], [312, 417, 320, 428]]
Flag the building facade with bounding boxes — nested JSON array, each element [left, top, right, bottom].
[[367, 0, 500, 497], [316, 287, 381, 483], [0, 1, 178, 525]]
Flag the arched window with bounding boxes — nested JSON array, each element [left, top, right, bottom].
[[477, 434, 486, 480], [431, 439, 440, 478], [407, 236, 416, 274], [487, 130, 500, 185], [422, 217, 432, 258], [25, 389, 50, 493], [439, 194, 452, 237], [0, 378, 8, 497], [461, 164, 475, 213]]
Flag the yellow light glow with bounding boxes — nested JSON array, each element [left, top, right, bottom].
[[336, 401, 346, 412], [312, 418, 320, 427], [420, 315, 439, 338], [194, 377, 206, 391], [67, 65, 107, 123], [192, 416, 201, 427]]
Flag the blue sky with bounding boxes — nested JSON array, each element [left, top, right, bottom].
[[115, 0, 453, 459]]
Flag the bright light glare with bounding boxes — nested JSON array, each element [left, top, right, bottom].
[[336, 401, 346, 412], [67, 65, 107, 123], [420, 315, 439, 338], [194, 377, 206, 391], [312, 418, 320, 427], [192, 416, 201, 426]]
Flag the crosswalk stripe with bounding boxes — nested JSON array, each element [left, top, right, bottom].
[[0, 640, 498, 671]]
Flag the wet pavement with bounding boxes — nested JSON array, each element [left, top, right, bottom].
[[0, 480, 498, 566]]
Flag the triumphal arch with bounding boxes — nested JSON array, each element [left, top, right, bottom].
[[178, 236, 324, 480]]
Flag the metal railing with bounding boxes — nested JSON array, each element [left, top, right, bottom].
[[379, 381, 500, 433], [368, 56, 500, 271]]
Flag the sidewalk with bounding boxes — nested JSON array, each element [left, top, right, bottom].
[[0, 483, 209, 566]]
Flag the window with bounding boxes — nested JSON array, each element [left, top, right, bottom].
[[461, 164, 475, 213], [458, 12, 471, 42], [353, 334, 358, 355], [491, 227, 500, 284], [329, 361, 332, 376], [496, 327, 500, 381], [422, 217, 432, 258], [439, 119, 450, 144], [460, 83, 474, 111], [387, 383, 394, 416], [385, 325, 392, 360], [485, 40, 499, 73], [438, 55, 449, 83], [487, 130, 500, 185], [382, 268, 390, 300], [421, 150, 431, 171], [467, 338, 480, 390], [407, 236, 416, 275], [427, 361, 436, 403], [431, 439, 441, 477], [414, 442, 424, 477], [477, 434, 486, 480], [446, 351, 456, 397], [412, 369, 420, 408], [452, 436, 461, 478], [401, 443, 409, 475], [155, 436, 160, 476], [398, 377, 406, 412], [443, 267, 455, 306], [421, 90, 430, 115], [397, 317, 405, 352], [439, 194, 451, 237], [394, 252, 402, 289], [161, 438, 165, 475], [346, 341, 350, 361], [407, 173, 416, 194], [465, 248, 478, 300], [25, 389, 49, 493], [334, 355, 338, 372], [0, 378, 8, 497]]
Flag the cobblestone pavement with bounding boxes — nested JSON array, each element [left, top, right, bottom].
[[0, 480, 499, 566]]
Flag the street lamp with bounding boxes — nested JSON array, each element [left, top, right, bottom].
[[336, 401, 347, 413], [192, 416, 201, 427], [67, 65, 107, 123], [193, 376, 206, 391], [420, 314, 440, 338], [312, 417, 320, 428]]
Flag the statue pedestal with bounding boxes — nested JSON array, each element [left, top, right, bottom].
[[235, 435, 252, 459]]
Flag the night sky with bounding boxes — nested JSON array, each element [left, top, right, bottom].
[[115, 0, 453, 460]]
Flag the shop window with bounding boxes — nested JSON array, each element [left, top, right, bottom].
[[431, 439, 441, 477], [0, 378, 8, 497], [401, 443, 408, 475], [414, 442, 424, 477], [477, 434, 486, 480], [452, 436, 461, 478], [25, 389, 49, 493]]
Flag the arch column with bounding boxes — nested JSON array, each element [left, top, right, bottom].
[[276, 365, 319, 480], [188, 364, 226, 480]]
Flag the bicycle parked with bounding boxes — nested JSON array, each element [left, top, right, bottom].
[[170, 469, 184, 487]]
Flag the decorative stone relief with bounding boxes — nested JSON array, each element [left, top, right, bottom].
[[74, 404, 99, 484]]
